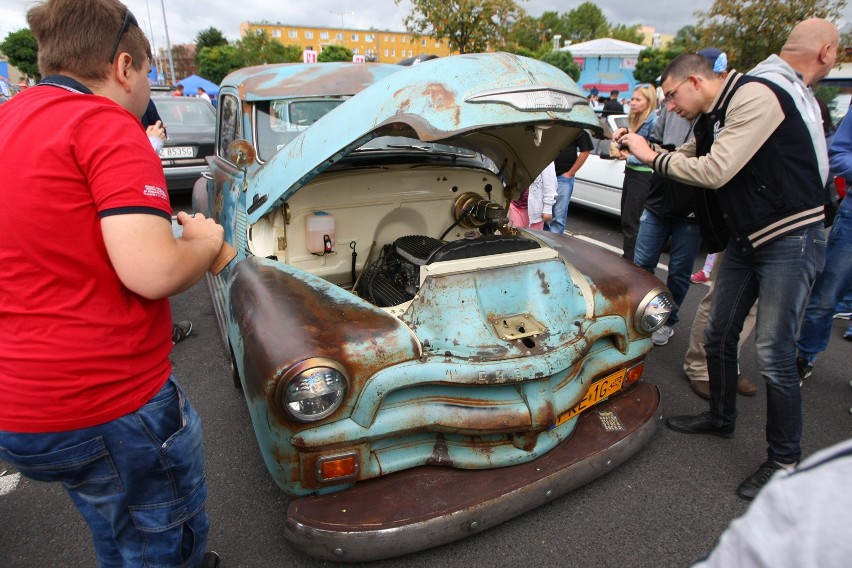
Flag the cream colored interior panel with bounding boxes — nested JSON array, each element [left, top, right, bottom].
[[267, 164, 504, 285]]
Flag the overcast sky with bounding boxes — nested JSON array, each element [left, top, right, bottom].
[[3, 0, 852, 52]]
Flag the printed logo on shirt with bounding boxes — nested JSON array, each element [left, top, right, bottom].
[[144, 185, 168, 200]]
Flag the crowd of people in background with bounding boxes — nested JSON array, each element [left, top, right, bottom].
[[525, 16, 851, 564]]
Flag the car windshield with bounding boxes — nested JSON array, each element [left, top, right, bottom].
[[153, 98, 216, 130], [254, 98, 478, 162], [255, 98, 347, 160]]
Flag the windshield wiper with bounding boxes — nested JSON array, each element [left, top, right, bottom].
[[387, 144, 432, 151]]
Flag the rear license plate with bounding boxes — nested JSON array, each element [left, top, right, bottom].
[[555, 369, 625, 427], [160, 146, 194, 158]]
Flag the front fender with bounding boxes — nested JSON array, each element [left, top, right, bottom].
[[228, 257, 422, 404], [531, 230, 669, 337]]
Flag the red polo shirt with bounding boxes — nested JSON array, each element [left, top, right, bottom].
[[0, 83, 174, 432]]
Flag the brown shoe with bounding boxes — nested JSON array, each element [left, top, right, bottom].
[[689, 379, 711, 399], [737, 374, 758, 396]]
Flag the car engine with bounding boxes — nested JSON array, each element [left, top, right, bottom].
[[355, 234, 541, 307]]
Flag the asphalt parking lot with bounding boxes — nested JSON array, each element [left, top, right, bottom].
[[2, 204, 850, 567]]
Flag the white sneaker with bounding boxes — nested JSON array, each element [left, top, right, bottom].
[[652, 324, 674, 346]]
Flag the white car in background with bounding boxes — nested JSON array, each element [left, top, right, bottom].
[[571, 115, 627, 217]]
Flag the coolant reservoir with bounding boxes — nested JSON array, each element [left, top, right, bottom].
[[306, 211, 335, 254]]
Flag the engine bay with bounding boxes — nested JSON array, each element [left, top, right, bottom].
[[356, 234, 541, 307]]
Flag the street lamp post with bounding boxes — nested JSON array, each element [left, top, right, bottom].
[[330, 9, 355, 29], [159, 0, 176, 85]]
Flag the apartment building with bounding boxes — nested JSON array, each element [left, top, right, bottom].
[[240, 22, 456, 62]]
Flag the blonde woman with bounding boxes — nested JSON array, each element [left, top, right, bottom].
[[617, 84, 657, 261]]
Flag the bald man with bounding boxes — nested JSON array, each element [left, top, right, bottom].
[[615, 19, 838, 501]]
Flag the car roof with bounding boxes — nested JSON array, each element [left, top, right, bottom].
[[220, 62, 403, 101]]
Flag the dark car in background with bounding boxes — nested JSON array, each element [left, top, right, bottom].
[[151, 96, 216, 193]]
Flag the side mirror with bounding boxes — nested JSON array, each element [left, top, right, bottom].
[[227, 140, 257, 169]]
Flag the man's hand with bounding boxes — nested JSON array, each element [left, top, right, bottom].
[[541, 212, 553, 224], [176, 211, 223, 248], [613, 131, 659, 165], [145, 120, 166, 142], [102, 211, 224, 300]]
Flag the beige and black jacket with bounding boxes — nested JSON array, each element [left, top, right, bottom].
[[652, 71, 825, 254]]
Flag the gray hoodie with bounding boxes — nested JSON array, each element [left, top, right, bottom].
[[749, 54, 829, 184]]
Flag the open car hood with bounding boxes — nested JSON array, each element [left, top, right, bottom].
[[247, 52, 601, 223]]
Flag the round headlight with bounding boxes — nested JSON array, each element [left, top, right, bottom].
[[635, 289, 676, 334], [278, 360, 348, 422]]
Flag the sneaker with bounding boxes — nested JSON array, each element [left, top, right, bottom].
[[736, 460, 785, 501], [172, 320, 193, 344], [652, 324, 674, 346], [690, 270, 709, 284], [796, 356, 813, 386], [844, 326, 852, 341], [199, 551, 220, 568], [833, 311, 852, 319]]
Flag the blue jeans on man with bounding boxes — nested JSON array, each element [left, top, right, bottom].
[[796, 201, 852, 362], [547, 175, 575, 235], [633, 209, 702, 327], [0, 377, 210, 567], [706, 225, 825, 464]]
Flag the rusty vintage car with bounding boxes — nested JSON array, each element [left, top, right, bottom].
[[193, 54, 673, 562]]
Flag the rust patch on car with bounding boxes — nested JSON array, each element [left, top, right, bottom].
[[422, 83, 460, 125], [229, 64, 392, 99], [534, 231, 666, 326]]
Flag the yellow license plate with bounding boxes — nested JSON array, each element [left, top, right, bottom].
[[555, 369, 625, 427]]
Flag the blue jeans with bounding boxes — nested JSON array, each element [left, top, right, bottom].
[[547, 175, 575, 234], [0, 377, 209, 567], [796, 203, 852, 362], [633, 209, 702, 327], [706, 225, 825, 464]]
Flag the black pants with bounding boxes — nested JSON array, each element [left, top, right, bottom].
[[620, 167, 652, 262]]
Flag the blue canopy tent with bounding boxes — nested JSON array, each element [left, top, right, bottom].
[[176, 74, 220, 97]]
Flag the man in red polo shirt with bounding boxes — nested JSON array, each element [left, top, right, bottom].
[[0, 1, 224, 566]]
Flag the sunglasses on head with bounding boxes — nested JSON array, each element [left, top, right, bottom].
[[108, 9, 138, 63]]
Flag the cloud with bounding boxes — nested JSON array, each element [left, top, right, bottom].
[[3, 0, 851, 54]]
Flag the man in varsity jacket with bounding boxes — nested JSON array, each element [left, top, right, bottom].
[[614, 18, 839, 501]]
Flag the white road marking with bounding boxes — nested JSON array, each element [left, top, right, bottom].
[[0, 472, 21, 496]]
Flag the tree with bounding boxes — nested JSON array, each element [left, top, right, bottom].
[[395, 0, 527, 54], [0, 28, 40, 80], [318, 45, 353, 62], [538, 50, 580, 81], [236, 30, 301, 67], [507, 15, 550, 53], [561, 2, 608, 44], [195, 27, 228, 62], [697, 0, 847, 71], [609, 24, 645, 45], [633, 47, 684, 83], [669, 25, 704, 53], [196, 45, 241, 85]]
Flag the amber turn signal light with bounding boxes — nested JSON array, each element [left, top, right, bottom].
[[318, 453, 359, 482], [624, 362, 644, 385]]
